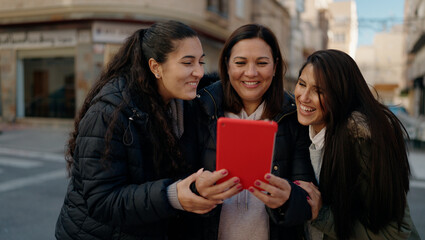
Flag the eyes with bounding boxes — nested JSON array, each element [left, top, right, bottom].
[[181, 60, 205, 65], [233, 60, 270, 66], [180, 56, 205, 66], [297, 79, 322, 95]]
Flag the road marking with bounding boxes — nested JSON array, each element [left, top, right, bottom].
[[410, 180, 425, 189], [0, 169, 66, 193], [0, 147, 64, 163], [0, 157, 42, 168]]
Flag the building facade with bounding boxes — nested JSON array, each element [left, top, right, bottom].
[[327, 0, 357, 57], [356, 25, 407, 107], [405, 0, 425, 117], [0, 0, 292, 123]]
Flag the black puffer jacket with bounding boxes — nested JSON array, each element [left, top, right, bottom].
[[55, 77, 198, 240], [190, 81, 316, 240]]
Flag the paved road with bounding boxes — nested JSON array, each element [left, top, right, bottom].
[[0, 125, 424, 239]]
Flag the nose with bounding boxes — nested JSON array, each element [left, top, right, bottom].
[[192, 63, 204, 78], [244, 63, 258, 77], [298, 88, 311, 103]]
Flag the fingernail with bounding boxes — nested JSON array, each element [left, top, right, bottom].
[[248, 187, 254, 193], [265, 173, 271, 180], [234, 178, 240, 183], [221, 170, 227, 175], [255, 180, 261, 186], [294, 180, 300, 185], [307, 196, 311, 200], [237, 184, 243, 190]]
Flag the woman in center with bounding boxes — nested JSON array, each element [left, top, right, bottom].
[[192, 24, 316, 239]]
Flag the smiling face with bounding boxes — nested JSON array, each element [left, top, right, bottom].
[[227, 38, 275, 114], [294, 64, 327, 133], [155, 37, 205, 103]]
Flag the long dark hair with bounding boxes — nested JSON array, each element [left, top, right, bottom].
[[219, 24, 286, 119], [66, 20, 199, 178], [298, 49, 410, 239]]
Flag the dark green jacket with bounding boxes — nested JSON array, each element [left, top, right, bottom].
[[311, 112, 420, 240]]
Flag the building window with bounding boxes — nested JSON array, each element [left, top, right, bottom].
[[207, 0, 229, 18], [334, 33, 346, 43], [23, 57, 75, 118], [235, 0, 245, 18]]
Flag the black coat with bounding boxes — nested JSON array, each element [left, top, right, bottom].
[[55, 77, 198, 240], [185, 81, 315, 240]]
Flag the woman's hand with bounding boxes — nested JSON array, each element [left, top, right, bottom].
[[248, 173, 291, 209], [177, 169, 223, 214], [196, 169, 242, 201], [294, 180, 322, 220]]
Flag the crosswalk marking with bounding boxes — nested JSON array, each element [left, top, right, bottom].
[[0, 157, 42, 168], [0, 147, 64, 163], [0, 169, 66, 193]]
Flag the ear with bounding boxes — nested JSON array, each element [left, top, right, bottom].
[[148, 58, 161, 78]]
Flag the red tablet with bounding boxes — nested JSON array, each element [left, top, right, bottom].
[[216, 117, 278, 189]]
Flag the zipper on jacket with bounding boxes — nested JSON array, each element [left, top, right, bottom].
[[202, 88, 219, 120], [123, 109, 137, 146]]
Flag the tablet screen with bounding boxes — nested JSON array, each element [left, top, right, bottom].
[[216, 117, 277, 189]]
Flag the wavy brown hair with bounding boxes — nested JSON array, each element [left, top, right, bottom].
[[66, 20, 199, 178], [298, 49, 411, 239], [218, 24, 287, 119]]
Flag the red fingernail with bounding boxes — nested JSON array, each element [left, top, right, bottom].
[[294, 181, 300, 185], [234, 178, 240, 183], [221, 170, 227, 175], [237, 184, 243, 190], [248, 187, 254, 193], [307, 196, 311, 200], [265, 174, 271, 180], [255, 180, 261, 186]]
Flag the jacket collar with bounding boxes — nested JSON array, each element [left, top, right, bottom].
[[197, 81, 225, 119], [272, 92, 297, 122]]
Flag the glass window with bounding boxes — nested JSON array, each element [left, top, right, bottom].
[[207, 0, 228, 18], [24, 57, 75, 118]]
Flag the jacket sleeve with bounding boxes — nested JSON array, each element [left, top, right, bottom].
[[267, 120, 314, 225], [311, 138, 419, 239], [77, 110, 176, 227], [267, 181, 312, 226], [291, 123, 316, 183]]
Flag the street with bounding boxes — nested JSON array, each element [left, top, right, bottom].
[[0, 126, 424, 239]]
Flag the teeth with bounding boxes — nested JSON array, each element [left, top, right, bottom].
[[243, 81, 259, 85], [188, 82, 197, 86], [300, 105, 315, 112]]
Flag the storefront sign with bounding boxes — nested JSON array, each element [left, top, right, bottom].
[[0, 30, 77, 49], [92, 22, 146, 43]]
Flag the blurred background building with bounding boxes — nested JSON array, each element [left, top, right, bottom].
[[0, 0, 424, 144]]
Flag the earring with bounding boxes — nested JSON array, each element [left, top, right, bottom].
[[155, 74, 160, 78]]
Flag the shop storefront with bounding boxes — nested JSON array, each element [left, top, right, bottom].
[[0, 21, 145, 122]]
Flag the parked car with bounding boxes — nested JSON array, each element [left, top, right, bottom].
[[388, 105, 425, 147]]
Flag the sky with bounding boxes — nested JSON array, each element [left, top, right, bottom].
[[354, 0, 405, 46]]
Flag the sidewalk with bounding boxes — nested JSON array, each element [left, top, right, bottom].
[[0, 122, 424, 182]]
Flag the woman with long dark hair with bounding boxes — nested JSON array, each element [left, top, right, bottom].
[[294, 49, 419, 239], [55, 20, 221, 240], [188, 23, 315, 239]]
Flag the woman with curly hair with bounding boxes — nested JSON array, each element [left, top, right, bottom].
[[55, 20, 220, 240]]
